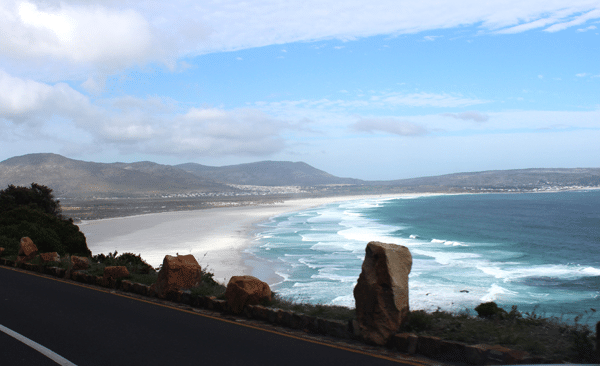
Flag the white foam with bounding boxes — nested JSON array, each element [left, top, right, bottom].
[[476, 263, 600, 281], [412, 249, 480, 266], [330, 294, 355, 307], [480, 284, 518, 302], [297, 257, 319, 269], [274, 271, 290, 283]]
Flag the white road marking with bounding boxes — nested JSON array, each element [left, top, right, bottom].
[[0, 323, 78, 366]]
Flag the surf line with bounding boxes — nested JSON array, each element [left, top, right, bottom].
[[0, 323, 78, 366]]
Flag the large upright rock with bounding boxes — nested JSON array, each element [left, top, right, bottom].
[[225, 275, 271, 314], [153, 255, 202, 298], [17, 237, 38, 263], [353, 241, 412, 345]]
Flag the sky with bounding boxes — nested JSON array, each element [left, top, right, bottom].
[[1, 0, 599, 181]]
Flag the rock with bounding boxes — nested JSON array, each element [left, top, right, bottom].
[[225, 275, 271, 314], [17, 237, 38, 263], [153, 255, 202, 298], [103, 266, 130, 281], [40, 252, 60, 263], [393, 333, 418, 354], [353, 241, 412, 345], [71, 256, 90, 270], [596, 321, 600, 362]]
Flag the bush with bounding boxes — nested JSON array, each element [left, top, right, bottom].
[[475, 301, 508, 319], [0, 184, 90, 256], [92, 251, 155, 275], [404, 310, 434, 331], [0, 183, 62, 217]]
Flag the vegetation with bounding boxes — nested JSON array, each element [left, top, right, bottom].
[[92, 251, 154, 274], [400, 304, 597, 363], [189, 268, 227, 299], [266, 293, 355, 321], [0, 183, 90, 256]]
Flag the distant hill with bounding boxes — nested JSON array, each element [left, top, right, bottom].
[[1, 153, 599, 198], [176, 161, 363, 186], [375, 168, 600, 190], [0, 153, 232, 198]]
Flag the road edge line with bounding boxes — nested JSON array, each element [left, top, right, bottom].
[[0, 323, 78, 366]]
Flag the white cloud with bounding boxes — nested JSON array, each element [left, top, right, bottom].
[[167, 108, 288, 156], [2, 1, 154, 68], [352, 117, 428, 136], [577, 25, 598, 32], [442, 111, 490, 122], [544, 9, 600, 32], [0, 69, 92, 125], [257, 92, 489, 117], [378, 92, 489, 108], [576, 73, 589, 77], [0, 70, 289, 157], [1, 0, 599, 79]]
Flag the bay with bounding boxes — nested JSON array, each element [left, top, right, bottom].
[[245, 191, 600, 325]]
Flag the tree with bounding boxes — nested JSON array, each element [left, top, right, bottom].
[[0, 183, 62, 217], [0, 183, 90, 256]]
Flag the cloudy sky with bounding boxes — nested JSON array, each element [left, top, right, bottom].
[[1, 0, 599, 180]]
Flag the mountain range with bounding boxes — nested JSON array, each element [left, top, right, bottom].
[[1, 153, 599, 198]]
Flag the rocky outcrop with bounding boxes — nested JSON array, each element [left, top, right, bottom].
[[71, 256, 90, 270], [103, 266, 130, 281], [152, 255, 202, 298], [353, 241, 412, 345], [17, 237, 38, 263], [40, 252, 60, 263], [225, 275, 271, 314]]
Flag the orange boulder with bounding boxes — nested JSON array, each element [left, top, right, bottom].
[[40, 252, 60, 263], [153, 255, 202, 298], [103, 266, 130, 281], [225, 275, 271, 314], [71, 256, 90, 270], [17, 237, 38, 263]]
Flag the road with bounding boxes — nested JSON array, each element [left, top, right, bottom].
[[0, 266, 434, 366]]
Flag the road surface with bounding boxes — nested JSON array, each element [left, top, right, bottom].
[[0, 266, 436, 366]]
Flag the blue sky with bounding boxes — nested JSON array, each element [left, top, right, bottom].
[[1, 1, 599, 180]]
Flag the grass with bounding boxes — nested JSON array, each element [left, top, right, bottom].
[[189, 267, 227, 299], [265, 293, 356, 321], [400, 305, 598, 363]]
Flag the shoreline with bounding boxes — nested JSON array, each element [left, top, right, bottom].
[[75, 188, 598, 285], [77, 193, 420, 284]]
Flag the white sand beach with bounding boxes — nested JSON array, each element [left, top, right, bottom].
[[78, 194, 408, 284]]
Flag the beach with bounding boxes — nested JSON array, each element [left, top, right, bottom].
[[77, 194, 405, 284]]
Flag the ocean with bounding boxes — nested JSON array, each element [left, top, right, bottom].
[[244, 190, 600, 325]]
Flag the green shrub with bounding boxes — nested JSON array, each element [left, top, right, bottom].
[[0, 183, 62, 217], [0, 184, 90, 256], [404, 310, 434, 331], [266, 293, 355, 321], [92, 251, 155, 275], [475, 301, 508, 319]]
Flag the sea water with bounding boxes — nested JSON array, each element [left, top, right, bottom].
[[244, 191, 600, 325]]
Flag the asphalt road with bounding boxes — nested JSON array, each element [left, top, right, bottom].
[[1, 266, 427, 366]]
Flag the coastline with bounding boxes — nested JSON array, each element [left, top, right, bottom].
[[78, 193, 417, 284]]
